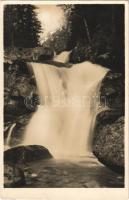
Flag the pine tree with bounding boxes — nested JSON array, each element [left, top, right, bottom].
[[4, 5, 41, 48]]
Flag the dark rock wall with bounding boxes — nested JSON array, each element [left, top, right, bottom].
[[4, 60, 38, 146]]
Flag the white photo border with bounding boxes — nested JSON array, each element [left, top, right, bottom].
[[0, 1, 128, 199]]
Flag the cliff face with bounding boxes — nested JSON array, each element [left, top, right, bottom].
[[93, 71, 125, 174]]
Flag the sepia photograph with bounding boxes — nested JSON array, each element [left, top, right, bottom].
[[3, 1, 127, 193]]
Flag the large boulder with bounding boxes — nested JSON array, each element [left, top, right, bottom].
[[4, 145, 53, 164], [93, 115, 124, 174], [93, 71, 124, 174]]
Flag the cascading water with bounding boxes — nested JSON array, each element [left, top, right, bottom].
[[4, 123, 16, 150], [23, 61, 108, 158]]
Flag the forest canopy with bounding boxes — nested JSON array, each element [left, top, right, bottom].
[[4, 4, 125, 72], [4, 5, 42, 48]]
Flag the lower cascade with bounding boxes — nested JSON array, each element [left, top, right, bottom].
[[23, 61, 108, 158], [5, 123, 16, 151]]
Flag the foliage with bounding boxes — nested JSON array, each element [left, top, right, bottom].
[[4, 5, 41, 48], [4, 4, 124, 72], [69, 4, 124, 72]]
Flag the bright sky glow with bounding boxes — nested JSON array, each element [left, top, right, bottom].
[[36, 5, 66, 42]]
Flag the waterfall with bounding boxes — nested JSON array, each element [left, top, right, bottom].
[[5, 123, 16, 150], [53, 51, 71, 63], [23, 61, 108, 158]]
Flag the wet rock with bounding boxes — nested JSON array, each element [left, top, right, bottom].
[[12, 75, 36, 98], [11, 59, 30, 75], [4, 163, 26, 188], [4, 96, 29, 117], [93, 116, 124, 174], [4, 145, 53, 164], [4, 61, 38, 145], [4, 61, 38, 122], [38, 53, 53, 62], [93, 71, 124, 174], [95, 110, 123, 127], [100, 71, 124, 112]]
